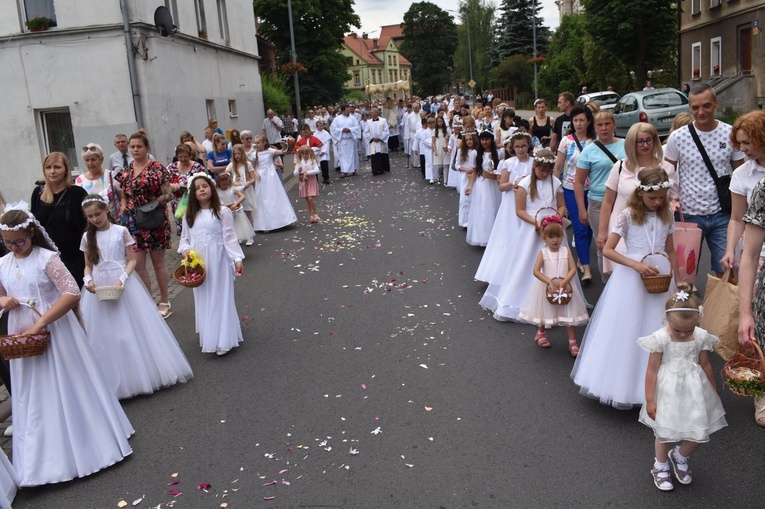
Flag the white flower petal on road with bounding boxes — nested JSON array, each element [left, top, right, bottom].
[[419, 364, 428, 369], [370, 426, 382, 435]]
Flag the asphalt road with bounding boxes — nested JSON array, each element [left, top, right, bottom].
[[12, 151, 764, 508]]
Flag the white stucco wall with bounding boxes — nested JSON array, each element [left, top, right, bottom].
[[0, 0, 264, 203]]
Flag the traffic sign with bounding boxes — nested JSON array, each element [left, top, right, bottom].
[[468, 80, 476, 88]]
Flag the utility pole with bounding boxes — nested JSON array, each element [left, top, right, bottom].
[[287, 0, 302, 128]]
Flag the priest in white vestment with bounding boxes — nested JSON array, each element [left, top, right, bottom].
[[364, 108, 390, 175], [330, 105, 361, 177]]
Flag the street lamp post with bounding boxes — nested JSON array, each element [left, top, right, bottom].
[[532, 0, 538, 100], [287, 0, 302, 128]]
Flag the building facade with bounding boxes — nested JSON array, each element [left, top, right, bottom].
[[341, 31, 411, 99], [555, 0, 582, 22], [0, 0, 265, 202], [678, 0, 764, 114]]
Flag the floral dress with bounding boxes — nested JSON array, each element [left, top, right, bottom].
[[167, 160, 205, 235], [116, 160, 171, 251], [743, 179, 765, 351]]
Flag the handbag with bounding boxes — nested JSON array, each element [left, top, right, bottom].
[[700, 269, 739, 360], [673, 208, 703, 285], [135, 199, 165, 229], [687, 124, 732, 214]]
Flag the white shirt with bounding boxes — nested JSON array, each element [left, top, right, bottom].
[[664, 121, 745, 216]]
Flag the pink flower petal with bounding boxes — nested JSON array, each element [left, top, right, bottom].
[[197, 482, 212, 490], [167, 481, 180, 486], [168, 489, 182, 496]]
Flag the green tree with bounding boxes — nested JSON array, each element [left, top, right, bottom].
[[538, 13, 587, 98], [491, 54, 535, 93], [580, 0, 677, 88], [490, 0, 551, 68], [261, 73, 291, 114], [400, 2, 457, 96], [253, 0, 360, 106], [452, 0, 495, 93]]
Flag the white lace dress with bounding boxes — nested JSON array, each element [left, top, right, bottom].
[[251, 148, 297, 232], [456, 149, 477, 227], [475, 157, 533, 283], [79, 224, 193, 399], [637, 328, 727, 442], [571, 208, 675, 409], [179, 207, 245, 353], [0, 247, 133, 486], [466, 154, 503, 246]]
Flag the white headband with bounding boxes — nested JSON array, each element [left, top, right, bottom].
[[666, 308, 700, 314], [638, 179, 673, 192], [82, 195, 109, 207], [533, 155, 555, 165], [0, 200, 60, 254], [187, 171, 211, 188]]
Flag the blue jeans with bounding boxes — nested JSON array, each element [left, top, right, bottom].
[[563, 188, 592, 265], [676, 211, 729, 274]]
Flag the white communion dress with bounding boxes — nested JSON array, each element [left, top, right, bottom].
[[179, 207, 245, 353], [79, 224, 193, 399], [456, 149, 477, 228], [571, 208, 675, 409], [465, 154, 502, 247], [637, 328, 727, 442], [251, 148, 297, 231], [0, 247, 133, 487]]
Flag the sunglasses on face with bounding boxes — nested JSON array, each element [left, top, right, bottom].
[[82, 145, 98, 152], [3, 234, 30, 248], [636, 138, 654, 146]]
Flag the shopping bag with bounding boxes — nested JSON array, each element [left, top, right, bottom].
[[673, 212, 703, 286], [174, 192, 188, 220], [700, 269, 740, 361]]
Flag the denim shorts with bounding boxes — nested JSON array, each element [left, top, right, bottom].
[[677, 211, 730, 274]]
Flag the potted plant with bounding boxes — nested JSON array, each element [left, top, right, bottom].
[[25, 16, 55, 32], [198, 29, 207, 39], [693, 67, 700, 79], [713, 64, 720, 76]]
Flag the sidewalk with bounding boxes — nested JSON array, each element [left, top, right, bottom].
[[0, 164, 300, 460]]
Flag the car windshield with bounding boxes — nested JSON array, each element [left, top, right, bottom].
[[594, 94, 619, 105], [642, 92, 688, 110]]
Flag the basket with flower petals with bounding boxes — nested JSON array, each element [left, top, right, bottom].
[[0, 301, 50, 359], [723, 340, 765, 398], [173, 250, 206, 288]]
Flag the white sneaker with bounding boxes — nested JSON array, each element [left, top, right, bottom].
[[245, 239, 254, 246], [3, 425, 12, 437], [216, 349, 230, 356]]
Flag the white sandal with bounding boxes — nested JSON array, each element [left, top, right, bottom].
[[755, 397, 765, 427], [158, 302, 173, 319]]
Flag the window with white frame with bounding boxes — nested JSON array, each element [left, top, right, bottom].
[[216, 0, 229, 43], [39, 109, 77, 172], [710, 37, 721, 76], [206, 99, 216, 122], [710, 0, 721, 8], [354, 72, 360, 86], [23, 0, 57, 28], [691, 0, 700, 14], [692, 42, 702, 78], [164, 0, 178, 29], [194, 0, 207, 35]]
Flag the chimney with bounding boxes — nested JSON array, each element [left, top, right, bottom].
[[362, 32, 368, 39]]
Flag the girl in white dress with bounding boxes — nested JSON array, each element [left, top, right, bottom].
[[250, 135, 297, 232], [480, 149, 571, 321], [456, 132, 478, 227], [465, 131, 502, 246], [572, 167, 679, 409], [432, 116, 450, 183], [80, 195, 193, 399], [180, 173, 245, 356], [226, 143, 259, 226], [445, 119, 462, 188], [421, 117, 436, 183], [518, 216, 589, 354], [0, 203, 133, 487], [0, 448, 18, 509], [475, 132, 533, 283], [639, 284, 726, 491], [294, 145, 322, 223], [216, 172, 254, 246]]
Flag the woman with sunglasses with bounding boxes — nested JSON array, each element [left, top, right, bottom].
[[30, 152, 89, 286], [596, 123, 677, 276], [76, 144, 121, 217]]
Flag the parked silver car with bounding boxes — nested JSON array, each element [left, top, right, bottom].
[[613, 88, 690, 138], [576, 91, 621, 111]]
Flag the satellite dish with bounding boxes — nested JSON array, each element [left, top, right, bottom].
[[154, 6, 175, 37]]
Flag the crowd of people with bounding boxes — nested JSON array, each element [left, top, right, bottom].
[[1, 83, 765, 498]]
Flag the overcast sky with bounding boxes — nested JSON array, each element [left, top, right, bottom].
[[353, 0, 561, 36]]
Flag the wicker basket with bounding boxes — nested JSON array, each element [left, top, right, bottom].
[[534, 207, 558, 227], [173, 264, 206, 288], [640, 252, 672, 294], [93, 260, 126, 302], [0, 302, 51, 360], [545, 278, 573, 305], [723, 340, 765, 398]]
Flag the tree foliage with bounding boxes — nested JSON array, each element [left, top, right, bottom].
[[490, 0, 551, 68], [254, 0, 360, 106], [261, 73, 291, 114], [580, 0, 677, 88], [452, 0, 495, 93], [538, 13, 587, 97], [491, 54, 534, 93], [400, 2, 458, 96]]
